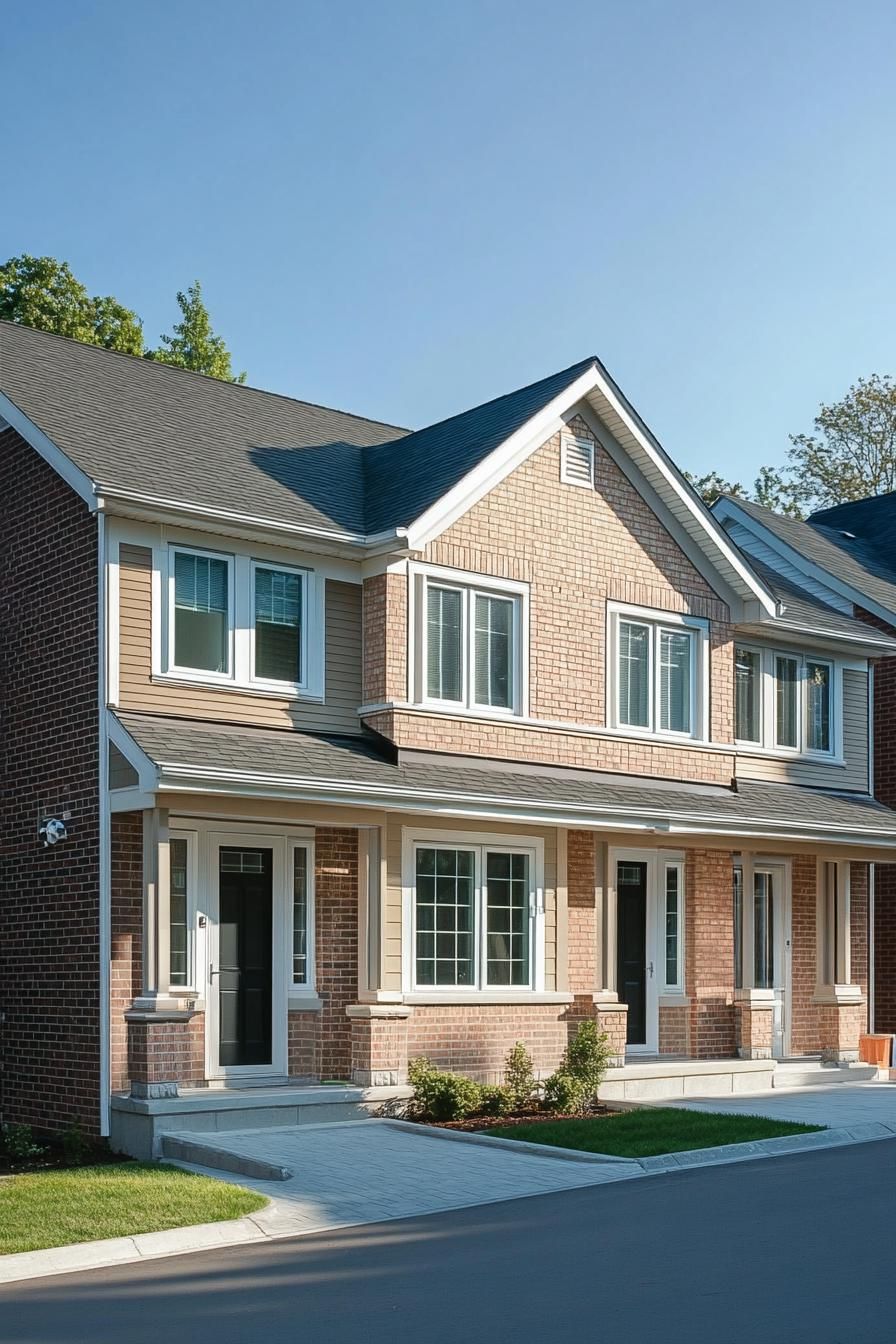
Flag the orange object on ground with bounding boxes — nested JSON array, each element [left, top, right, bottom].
[[859, 1034, 893, 1067]]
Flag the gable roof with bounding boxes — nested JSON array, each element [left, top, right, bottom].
[[743, 554, 896, 648], [715, 494, 896, 623]]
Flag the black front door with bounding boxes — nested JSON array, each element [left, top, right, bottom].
[[617, 861, 647, 1046], [218, 847, 273, 1068]]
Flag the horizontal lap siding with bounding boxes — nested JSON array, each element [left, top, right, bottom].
[[736, 668, 869, 791], [118, 545, 362, 733]]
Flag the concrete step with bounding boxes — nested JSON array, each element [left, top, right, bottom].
[[772, 1062, 880, 1089]]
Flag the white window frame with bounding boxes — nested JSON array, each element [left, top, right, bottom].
[[410, 563, 529, 718], [160, 544, 324, 700], [167, 827, 200, 994], [560, 432, 595, 488], [734, 643, 839, 760], [168, 545, 235, 683], [249, 558, 312, 694], [401, 828, 545, 996], [606, 602, 709, 742], [288, 836, 316, 996], [660, 858, 685, 996]]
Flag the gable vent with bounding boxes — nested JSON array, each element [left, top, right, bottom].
[[560, 434, 595, 488]]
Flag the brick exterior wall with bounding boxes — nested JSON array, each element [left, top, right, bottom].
[[0, 428, 101, 1133], [405, 1003, 569, 1082], [567, 830, 596, 1022], [110, 811, 143, 1092], [364, 414, 736, 782], [685, 849, 737, 1057]]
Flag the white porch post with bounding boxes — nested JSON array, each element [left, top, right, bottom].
[[593, 840, 627, 1065], [740, 852, 755, 992], [132, 806, 181, 1011]]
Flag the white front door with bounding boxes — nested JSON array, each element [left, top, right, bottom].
[[205, 832, 289, 1080], [753, 865, 790, 1059]]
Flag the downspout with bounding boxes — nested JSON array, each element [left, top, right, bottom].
[[97, 511, 111, 1135]]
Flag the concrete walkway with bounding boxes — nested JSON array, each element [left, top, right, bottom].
[[658, 1080, 896, 1128]]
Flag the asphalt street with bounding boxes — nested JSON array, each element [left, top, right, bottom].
[[3, 1139, 895, 1344]]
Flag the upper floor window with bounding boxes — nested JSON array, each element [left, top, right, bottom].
[[162, 544, 322, 698], [413, 565, 528, 716], [607, 604, 708, 740], [735, 644, 835, 757]]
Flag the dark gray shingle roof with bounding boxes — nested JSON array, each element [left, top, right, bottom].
[[0, 321, 598, 537], [812, 493, 896, 556], [116, 711, 896, 841], [721, 494, 896, 619], [744, 555, 896, 646]]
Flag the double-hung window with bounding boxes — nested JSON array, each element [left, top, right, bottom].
[[163, 545, 319, 696], [734, 645, 835, 756], [609, 605, 706, 739], [409, 838, 542, 991], [416, 568, 526, 715]]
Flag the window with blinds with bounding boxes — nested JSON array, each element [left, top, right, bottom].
[[612, 607, 702, 738], [421, 573, 523, 714], [254, 565, 304, 684], [734, 644, 836, 756], [173, 549, 230, 674]]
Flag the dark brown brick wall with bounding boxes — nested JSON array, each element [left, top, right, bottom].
[[0, 427, 100, 1132]]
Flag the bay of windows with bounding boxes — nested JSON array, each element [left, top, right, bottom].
[[422, 575, 523, 714], [611, 608, 705, 738], [166, 546, 318, 695], [412, 843, 538, 990], [734, 644, 835, 755]]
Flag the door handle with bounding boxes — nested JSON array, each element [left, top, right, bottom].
[[648, 961, 655, 979], [209, 964, 220, 979]]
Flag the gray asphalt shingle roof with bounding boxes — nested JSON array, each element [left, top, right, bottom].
[[743, 554, 896, 646], [0, 321, 597, 537], [723, 495, 896, 618], [115, 711, 896, 840]]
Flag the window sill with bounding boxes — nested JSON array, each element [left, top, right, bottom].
[[152, 673, 324, 704], [658, 993, 689, 1007], [288, 994, 323, 1011], [735, 742, 844, 767], [403, 991, 572, 1006]]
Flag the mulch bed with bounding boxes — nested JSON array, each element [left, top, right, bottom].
[[0, 1139, 127, 1177], [417, 1105, 613, 1133]]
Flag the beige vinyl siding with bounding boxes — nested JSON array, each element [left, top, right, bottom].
[[118, 544, 362, 734], [736, 667, 869, 792], [382, 817, 558, 991]]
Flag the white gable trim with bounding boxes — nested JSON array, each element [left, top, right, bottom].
[[0, 391, 98, 509], [108, 712, 158, 794], [402, 366, 776, 616], [714, 497, 896, 627]]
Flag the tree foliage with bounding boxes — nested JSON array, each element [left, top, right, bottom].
[[0, 254, 144, 355], [684, 466, 805, 517], [786, 375, 896, 511], [146, 281, 246, 383]]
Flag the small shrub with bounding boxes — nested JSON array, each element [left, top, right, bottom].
[[542, 1071, 588, 1114], [0, 1123, 46, 1163], [478, 1084, 515, 1117], [61, 1120, 90, 1167], [504, 1041, 535, 1108], [561, 1021, 612, 1100], [407, 1057, 483, 1121]]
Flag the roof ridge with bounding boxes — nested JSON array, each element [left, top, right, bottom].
[[0, 318, 410, 437]]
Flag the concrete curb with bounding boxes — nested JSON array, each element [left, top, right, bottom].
[[3, 1123, 896, 1286], [159, 1135, 293, 1182]]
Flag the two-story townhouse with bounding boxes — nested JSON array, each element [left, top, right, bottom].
[[714, 491, 896, 1045], [3, 319, 896, 1157]]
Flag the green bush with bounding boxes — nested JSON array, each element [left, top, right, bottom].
[[0, 1123, 46, 1163], [61, 1120, 90, 1167], [542, 1071, 588, 1114], [561, 1020, 612, 1100], [478, 1084, 515, 1117], [407, 1057, 483, 1121], [503, 1041, 535, 1108]]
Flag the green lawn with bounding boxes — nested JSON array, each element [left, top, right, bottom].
[[484, 1108, 823, 1158], [0, 1163, 267, 1255]]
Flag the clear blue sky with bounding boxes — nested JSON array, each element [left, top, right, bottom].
[[5, 0, 895, 479]]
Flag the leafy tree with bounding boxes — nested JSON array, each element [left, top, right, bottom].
[[786, 374, 896, 512], [0, 254, 143, 355], [148, 281, 246, 383]]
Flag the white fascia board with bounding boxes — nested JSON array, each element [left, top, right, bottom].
[[154, 764, 896, 849], [714, 497, 896, 627], [108, 714, 159, 793], [0, 391, 98, 508], [742, 618, 896, 656]]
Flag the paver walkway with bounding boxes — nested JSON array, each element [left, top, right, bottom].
[[659, 1080, 896, 1128], [173, 1118, 637, 1235]]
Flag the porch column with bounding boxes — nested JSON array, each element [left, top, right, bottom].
[[734, 852, 775, 1060], [125, 807, 196, 1098], [815, 859, 865, 1063], [349, 820, 412, 1084], [593, 839, 628, 1065]]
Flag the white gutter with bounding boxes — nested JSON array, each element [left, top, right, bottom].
[[97, 515, 111, 1137]]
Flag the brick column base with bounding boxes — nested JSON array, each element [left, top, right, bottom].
[[734, 999, 774, 1059], [347, 1005, 412, 1086], [125, 1011, 201, 1098], [594, 1001, 628, 1066], [818, 1000, 865, 1063]]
